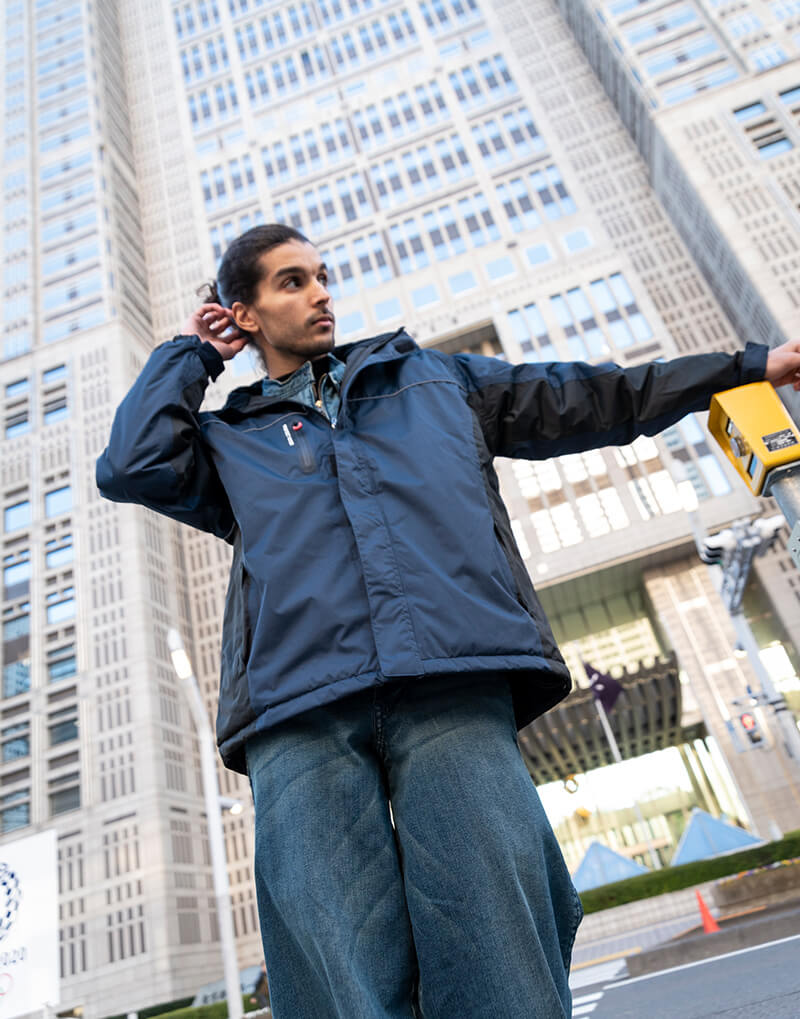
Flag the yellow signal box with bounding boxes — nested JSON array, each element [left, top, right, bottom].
[[708, 382, 800, 496]]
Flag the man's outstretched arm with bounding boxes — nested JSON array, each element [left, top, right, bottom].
[[455, 338, 800, 461]]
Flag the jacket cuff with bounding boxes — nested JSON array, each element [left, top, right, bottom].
[[741, 341, 769, 383], [178, 335, 226, 380]]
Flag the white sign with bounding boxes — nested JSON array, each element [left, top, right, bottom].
[[0, 829, 59, 1018]]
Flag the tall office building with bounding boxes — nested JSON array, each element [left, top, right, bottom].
[[2, 0, 799, 1015]]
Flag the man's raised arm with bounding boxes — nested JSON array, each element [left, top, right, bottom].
[[96, 305, 248, 541]]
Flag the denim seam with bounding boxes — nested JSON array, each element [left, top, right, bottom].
[[372, 691, 386, 759]]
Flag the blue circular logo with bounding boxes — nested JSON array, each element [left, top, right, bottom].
[[0, 864, 20, 943]]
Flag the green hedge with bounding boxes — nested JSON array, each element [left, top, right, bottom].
[[102, 997, 195, 1019], [579, 829, 800, 914], [149, 994, 264, 1019]]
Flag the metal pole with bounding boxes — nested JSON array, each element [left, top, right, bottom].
[[767, 470, 800, 569], [593, 698, 662, 870], [768, 470, 800, 530], [168, 630, 243, 1019], [728, 611, 800, 764]]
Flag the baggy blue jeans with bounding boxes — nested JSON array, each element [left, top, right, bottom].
[[246, 675, 582, 1019]]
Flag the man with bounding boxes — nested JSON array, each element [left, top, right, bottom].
[[97, 224, 800, 1019]]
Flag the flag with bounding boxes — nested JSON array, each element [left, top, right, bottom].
[[583, 660, 624, 712]]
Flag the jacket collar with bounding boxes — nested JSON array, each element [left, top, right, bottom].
[[216, 328, 417, 420]]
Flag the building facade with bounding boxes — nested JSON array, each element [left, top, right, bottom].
[[1, 0, 799, 1015]]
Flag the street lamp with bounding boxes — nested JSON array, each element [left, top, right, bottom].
[[168, 628, 243, 1019]]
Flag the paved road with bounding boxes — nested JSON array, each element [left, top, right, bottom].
[[570, 934, 800, 1018]]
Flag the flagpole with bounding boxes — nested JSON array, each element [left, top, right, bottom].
[[593, 697, 662, 871]]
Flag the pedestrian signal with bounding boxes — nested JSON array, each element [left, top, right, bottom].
[[739, 711, 763, 745]]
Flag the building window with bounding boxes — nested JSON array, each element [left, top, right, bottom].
[[3, 606, 29, 642], [49, 774, 81, 816], [45, 534, 73, 569], [0, 790, 29, 833], [46, 588, 76, 624], [1, 723, 29, 762], [47, 643, 77, 682], [49, 706, 78, 747], [45, 485, 72, 518], [43, 394, 68, 425], [4, 500, 30, 532], [2, 661, 29, 699], [5, 379, 28, 398], [3, 551, 30, 599], [5, 409, 29, 438]]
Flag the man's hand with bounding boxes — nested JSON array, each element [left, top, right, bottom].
[[765, 338, 800, 390], [182, 303, 250, 361]]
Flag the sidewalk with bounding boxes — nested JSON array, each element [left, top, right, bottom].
[[624, 899, 800, 976]]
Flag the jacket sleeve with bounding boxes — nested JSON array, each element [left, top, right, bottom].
[[96, 334, 236, 541], [453, 342, 768, 459]]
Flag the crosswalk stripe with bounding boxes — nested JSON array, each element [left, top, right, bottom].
[[572, 989, 603, 1017]]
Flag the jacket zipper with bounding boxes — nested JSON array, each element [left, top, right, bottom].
[[289, 420, 316, 474]]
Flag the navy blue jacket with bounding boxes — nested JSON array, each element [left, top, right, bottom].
[[96, 330, 767, 773]]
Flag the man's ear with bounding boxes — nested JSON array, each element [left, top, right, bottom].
[[231, 301, 260, 337]]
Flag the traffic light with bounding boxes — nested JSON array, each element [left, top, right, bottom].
[[699, 528, 736, 566], [739, 711, 763, 745]]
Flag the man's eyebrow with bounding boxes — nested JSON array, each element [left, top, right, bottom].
[[272, 263, 328, 280]]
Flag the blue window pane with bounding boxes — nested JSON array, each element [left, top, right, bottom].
[[45, 486, 72, 517], [448, 270, 477, 294], [44, 405, 68, 425], [733, 102, 766, 121], [49, 656, 76, 682], [3, 612, 29, 641], [2, 736, 29, 762], [49, 719, 78, 745], [628, 313, 653, 342], [4, 501, 30, 532], [564, 229, 591, 252], [374, 298, 402, 322], [47, 595, 76, 625], [589, 279, 615, 313], [42, 364, 67, 383], [759, 138, 793, 159], [550, 295, 573, 328], [2, 662, 29, 698], [608, 318, 634, 348], [1, 803, 29, 833], [338, 310, 365, 336], [566, 288, 592, 320], [5, 419, 30, 439], [486, 256, 514, 280], [411, 284, 438, 308], [5, 379, 28, 397], [526, 244, 551, 266], [3, 560, 30, 589], [608, 272, 635, 306], [46, 540, 73, 569]]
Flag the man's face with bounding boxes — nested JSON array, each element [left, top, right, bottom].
[[232, 240, 335, 377]]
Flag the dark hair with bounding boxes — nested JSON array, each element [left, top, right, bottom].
[[197, 223, 310, 308]]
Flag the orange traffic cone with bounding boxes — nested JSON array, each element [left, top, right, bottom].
[[695, 890, 720, 934]]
